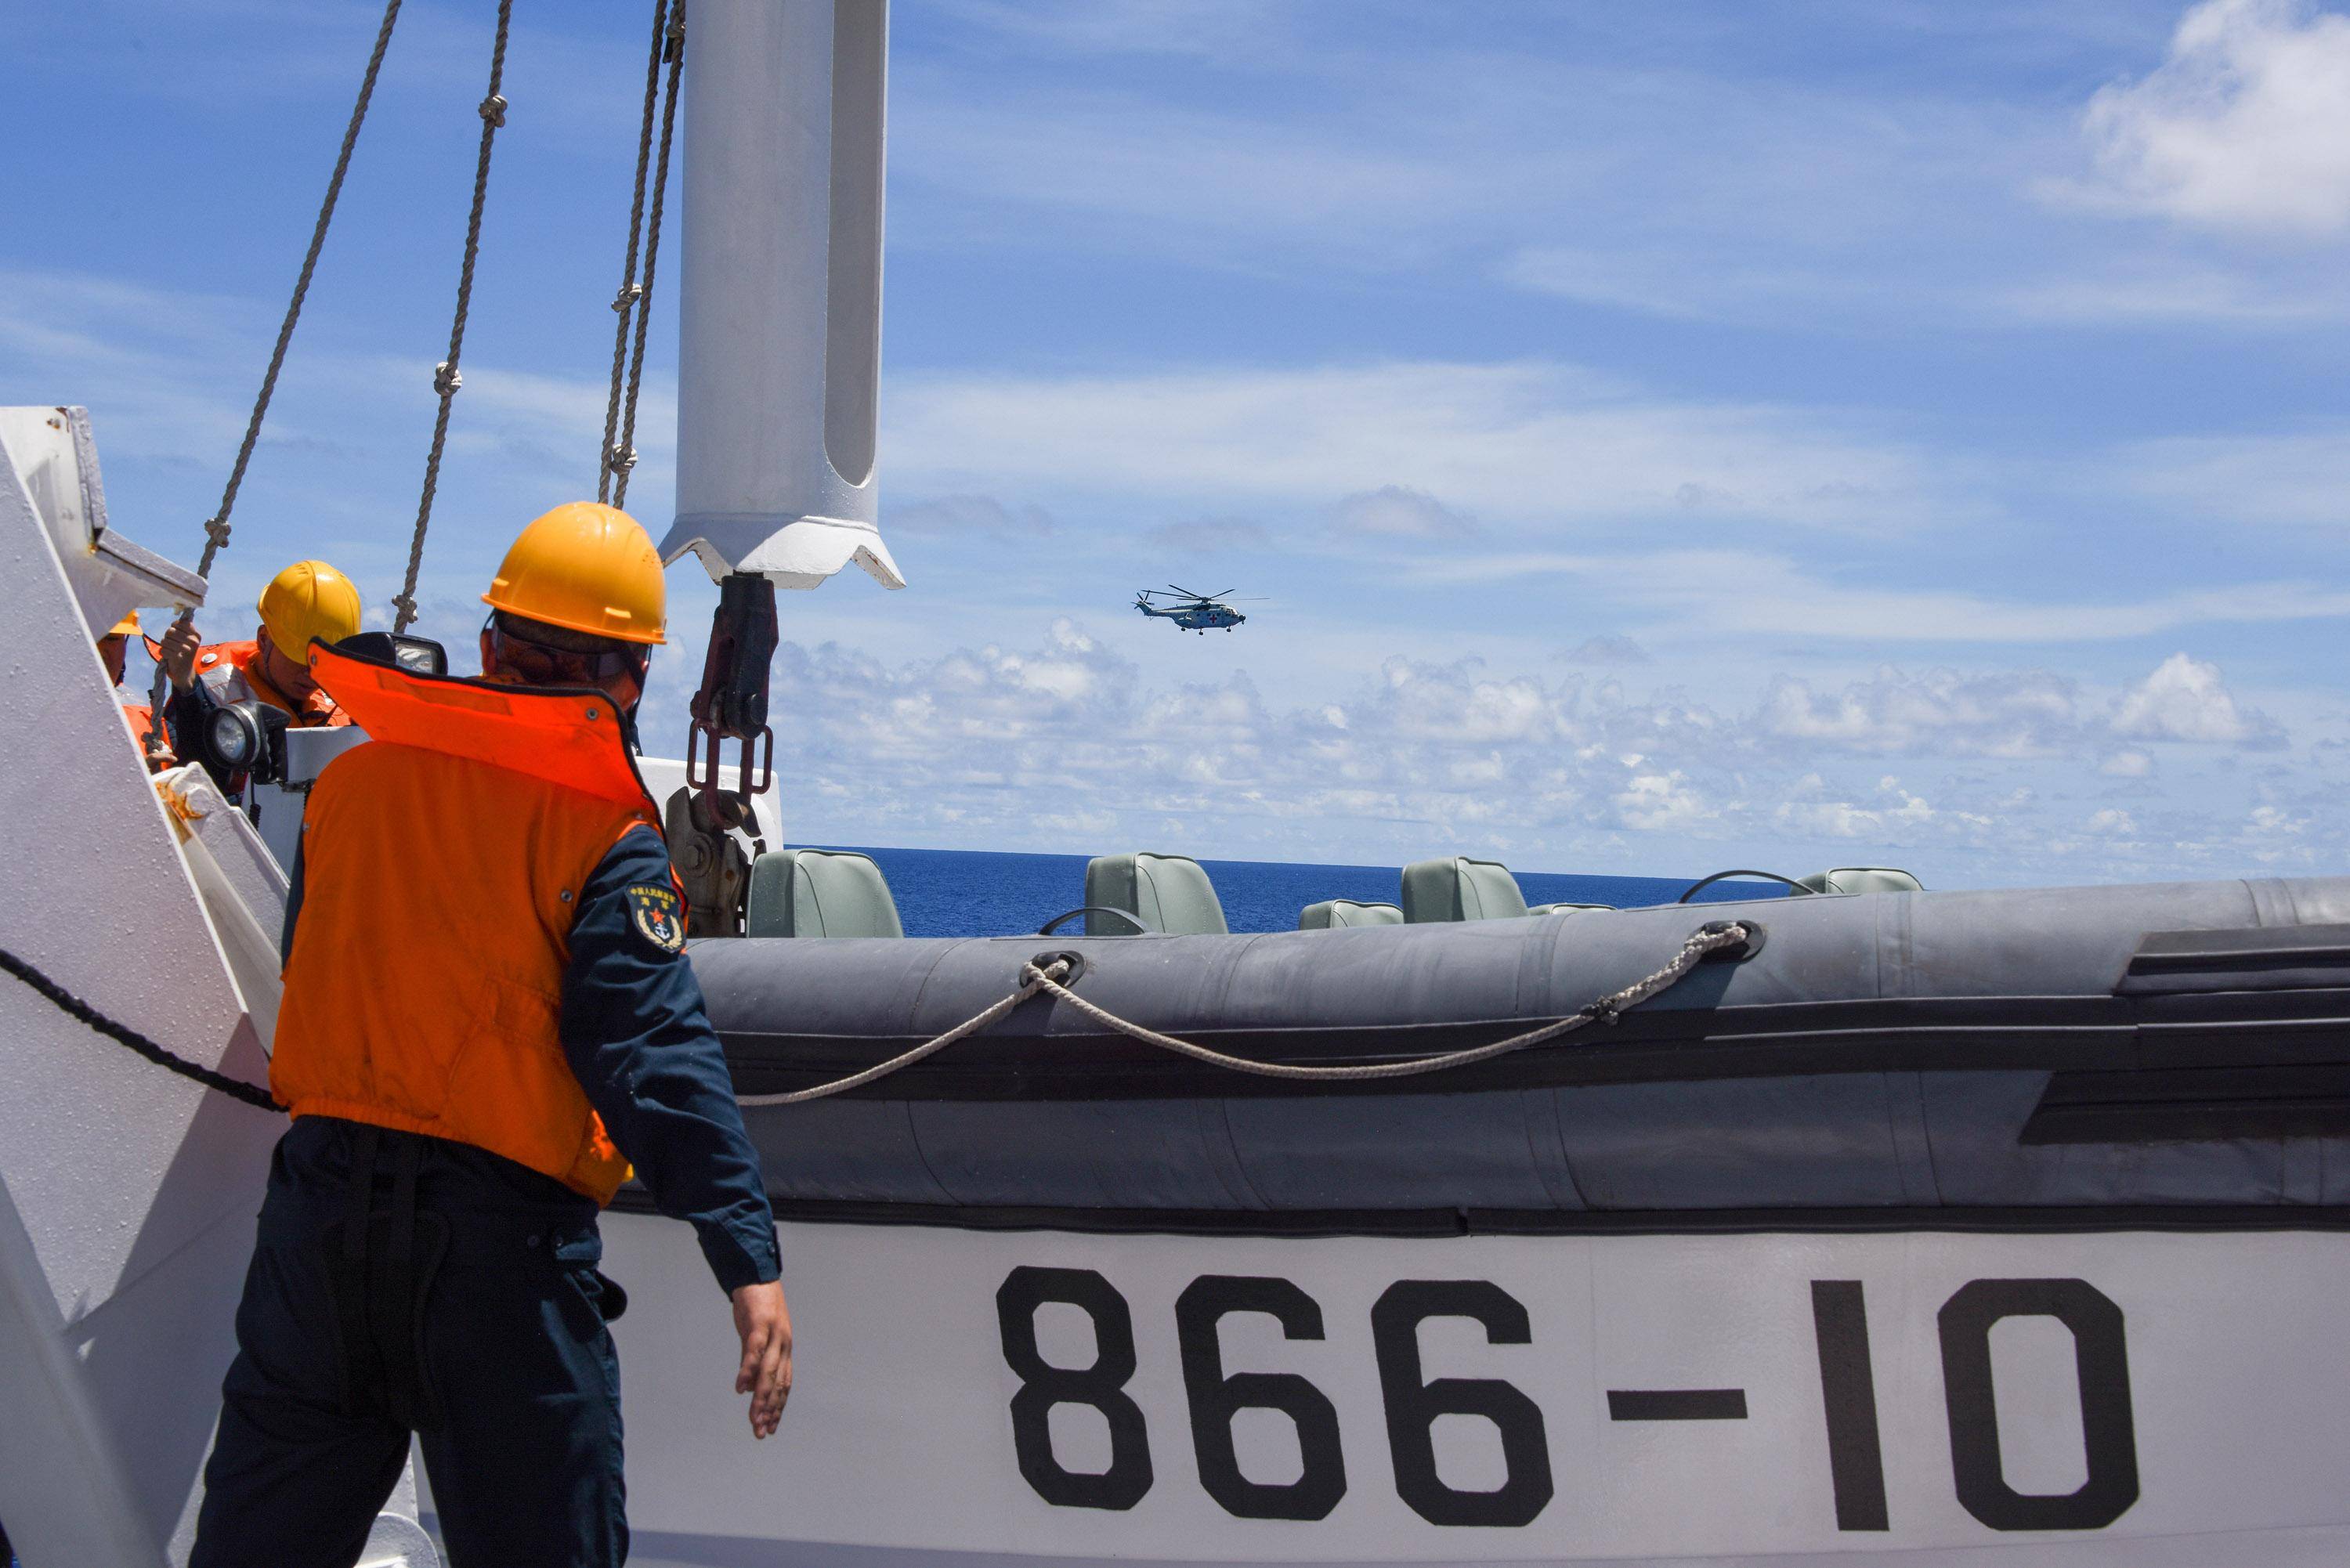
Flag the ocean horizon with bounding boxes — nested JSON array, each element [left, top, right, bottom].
[[794, 844, 1785, 938]]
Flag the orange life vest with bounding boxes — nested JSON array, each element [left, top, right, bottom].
[[270, 644, 668, 1204], [161, 637, 352, 727], [117, 691, 157, 748]]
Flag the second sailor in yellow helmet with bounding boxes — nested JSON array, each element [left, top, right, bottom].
[[159, 558, 364, 791]]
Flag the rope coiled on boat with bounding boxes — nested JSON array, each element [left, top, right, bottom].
[[737, 920, 1752, 1107]]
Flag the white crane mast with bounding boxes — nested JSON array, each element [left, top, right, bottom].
[[662, 0, 905, 592]]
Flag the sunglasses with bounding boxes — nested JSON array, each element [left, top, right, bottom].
[[483, 615, 645, 692]]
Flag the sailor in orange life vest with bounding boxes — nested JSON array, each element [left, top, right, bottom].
[[96, 609, 175, 769], [190, 504, 790, 1568], [157, 558, 360, 794]]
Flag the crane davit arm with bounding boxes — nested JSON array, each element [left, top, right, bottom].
[[660, 0, 900, 926], [662, 0, 901, 596]]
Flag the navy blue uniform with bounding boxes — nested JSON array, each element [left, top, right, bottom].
[[190, 826, 778, 1567]]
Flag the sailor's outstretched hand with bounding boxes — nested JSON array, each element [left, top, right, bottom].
[[732, 1278, 794, 1439]]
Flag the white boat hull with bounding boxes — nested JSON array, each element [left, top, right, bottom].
[[596, 1214, 2350, 1566]]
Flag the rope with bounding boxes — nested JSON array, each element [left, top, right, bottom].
[[149, 0, 403, 739], [0, 903, 1733, 1115], [197, 0, 403, 581], [738, 960, 1060, 1107], [0, 949, 279, 1111], [610, 0, 685, 512], [598, 0, 671, 504], [392, 0, 515, 633], [743, 923, 1748, 1106]]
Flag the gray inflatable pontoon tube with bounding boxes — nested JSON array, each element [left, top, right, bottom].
[[674, 876, 2350, 1227]]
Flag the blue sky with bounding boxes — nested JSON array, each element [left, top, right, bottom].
[[9, 0, 2349, 885]]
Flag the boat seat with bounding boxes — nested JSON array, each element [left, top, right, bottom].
[[1084, 852, 1227, 936], [1401, 856, 1528, 922], [1299, 898, 1404, 930], [1796, 866, 1924, 896], [744, 848, 905, 938], [1527, 901, 1614, 916]]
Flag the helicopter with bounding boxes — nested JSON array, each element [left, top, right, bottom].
[[1134, 585, 1261, 634]]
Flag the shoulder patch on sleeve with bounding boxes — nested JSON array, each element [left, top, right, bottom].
[[626, 883, 687, 955]]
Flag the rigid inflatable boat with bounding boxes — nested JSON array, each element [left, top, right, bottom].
[[593, 873, 2350, 1564], [3, 3, 2348, 1566]]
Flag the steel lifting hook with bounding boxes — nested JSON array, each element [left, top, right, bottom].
[[685, 572, 778, 824]]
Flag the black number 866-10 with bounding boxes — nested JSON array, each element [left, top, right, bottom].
[[995, 1267, 2138, 1533]]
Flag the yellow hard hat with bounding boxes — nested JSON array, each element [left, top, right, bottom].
[[106, 609, 141, 638], [481, 502, 667, 645], [258, 561, 363, 662]]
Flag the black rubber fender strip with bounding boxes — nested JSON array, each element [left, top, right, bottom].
[[605, 1187, 2350, 1240]]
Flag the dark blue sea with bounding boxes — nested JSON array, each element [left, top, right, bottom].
[[796, 846, 1784, 938]]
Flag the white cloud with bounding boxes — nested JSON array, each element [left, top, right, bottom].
[[2118, 425, 2350, 526], [2111, 651, 2286, 743], [1502, 247, 1742, 321], [896, 6, 2070, 319], [634, 612, 2350, 882], [1500, 244, 1965, 327], [751, 630, 1735, 854], [927, 0, 1293, 58], [1567, 634, 1653, 666], [1759, 667, 2081, 755], [2247, 802, 2312, 835], [2069, 0, 2350, 237], [2000, 262, 2350, 324], [894, 64, 1490, 266], [1754, 655, 2289, 761], [891, 493, 1057, 538], [1433, 547, 2350, 643], [1328, 485, 1476, 540], [0, 269, 679, 603], [1141, 516, 1271, 554], [897, 4, 2350, 337], [1777, 784, 1938, 842], [0, 269, 262, 464], [1613, 771, 1715, 833], [2238, 801, 2323, 863], [887, 360, 1941, 533], [450, 364, 678, 497]]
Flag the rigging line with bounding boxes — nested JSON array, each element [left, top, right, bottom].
[[196, 0, 404, 580], [392, 0, 516, 634], [1013, 921, 1748, 1082], [737, 923, 1750, 1107], [149, 0, 403, 743], [598, 0, 672, 504], [0, 948, 279, 1111], [611, 0, 685, 513]]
